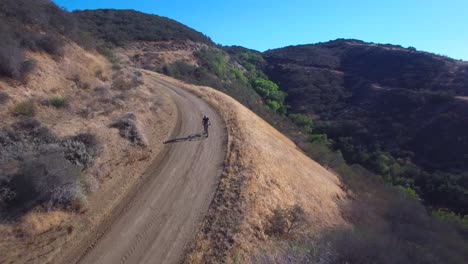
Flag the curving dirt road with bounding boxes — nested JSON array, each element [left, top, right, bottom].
[[76, 81, 226, 264]]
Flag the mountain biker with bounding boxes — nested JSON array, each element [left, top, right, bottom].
[[202, 114, 211, 136]]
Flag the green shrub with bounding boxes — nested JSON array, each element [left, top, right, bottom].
[[49, 96, 69, 108], [252, 78, 286, 103], [238, 51, 265, 70], [13, 101, 35, 116], [289, 113, 314, 132], [309, 134, 328, 144], [195, 48, 228, 79], [266, 205, 305, 237], [251, 78, 287, 114], [231, 68, 247, 84], [97, 46, 120, 64], [368, 152, 394, 176], [266, 100, 281, 112], [396, 185, 420, 200], [36, 35, 64, 57], [267, 207, 289, 237], [432, 209, 468, 229]]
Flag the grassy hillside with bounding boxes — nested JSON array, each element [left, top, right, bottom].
[[263, 39, 468, 216]]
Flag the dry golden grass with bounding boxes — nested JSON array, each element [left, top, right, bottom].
[[152, 74, 347, 263], [19, 211, 70, 236]]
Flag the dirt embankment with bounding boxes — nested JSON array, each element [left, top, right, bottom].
[[0, 44, 178, 263], [153, 74, 347, 263]]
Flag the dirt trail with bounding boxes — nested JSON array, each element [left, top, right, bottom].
[[75, 81, 226, 264]]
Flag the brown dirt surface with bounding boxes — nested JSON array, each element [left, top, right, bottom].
[[66, 74, 226, 264]]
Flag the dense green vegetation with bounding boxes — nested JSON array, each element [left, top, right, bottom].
[[263, 39, 468, 217], [158, 46, 288, 118], [251, 78, 287, 113], [74, 9, 213, 47]]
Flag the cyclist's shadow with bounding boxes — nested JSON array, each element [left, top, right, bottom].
[[163, 132, 207, 144]]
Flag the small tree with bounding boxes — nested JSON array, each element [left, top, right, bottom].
[[289, 113, 314, 132], [267, 205, 306, 237]]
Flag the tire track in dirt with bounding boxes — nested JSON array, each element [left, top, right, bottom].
[[75, 79, 226, 264]]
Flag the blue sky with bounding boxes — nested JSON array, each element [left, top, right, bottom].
[[54, 0, 468, 60]]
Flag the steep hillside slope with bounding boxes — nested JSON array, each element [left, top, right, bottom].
[[152, 75, 346, 263], [263, 39, 468, 215], [0, 24, 179, 264]]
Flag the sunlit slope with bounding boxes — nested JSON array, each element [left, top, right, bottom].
[[152, 73, 347, 263]]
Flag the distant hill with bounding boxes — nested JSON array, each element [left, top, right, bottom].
[[263, 39, 468, 214], [74, 9, 214, 46]]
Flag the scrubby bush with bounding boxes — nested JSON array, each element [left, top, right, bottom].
[[0, 0, 74, 79], [97, 46, 120, 64], [49, 96, 69, 108], [396, 185, 420, 200], [0, 119, 98, 216], [35, 35, 64, 57], [0, 39, 25, 79], [111, 71, 143, 91], [7, 152, 82, 212], [112, 63, 122, 71], [432, 209, 468, 230], [61, 133, 99, 168], [195, 48, 228, 78], [255, 189, 468, 264], [110, 113, 148, 146], [94, 69, 103, 78], [266, 205, 305, 237], [71, 74, 90, 89], [267, 208, 289, 237], [308, 134, 328, 144], [159, 60, 197, 79], [0, 91, 10, 104], [13, 101, 36, 116]]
